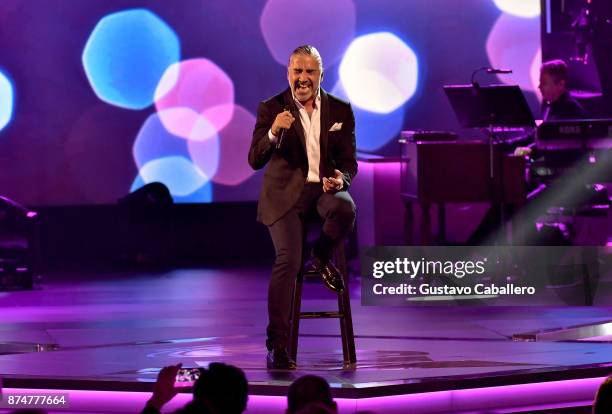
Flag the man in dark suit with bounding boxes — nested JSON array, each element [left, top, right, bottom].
[[539, 59, 586, 121], [469, 59, 588, 245], [248, 45, 357, 370]]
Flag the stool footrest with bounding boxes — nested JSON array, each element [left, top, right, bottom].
[[289, 242, 356, 365], [300, 311, 343, 319]]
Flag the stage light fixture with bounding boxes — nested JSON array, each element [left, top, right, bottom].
[[137, 156, 209, 197]]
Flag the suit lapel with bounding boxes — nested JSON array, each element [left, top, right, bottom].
[[283, 89, 306, 152]]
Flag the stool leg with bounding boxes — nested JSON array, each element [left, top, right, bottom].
[[339, 288, 356, 366], [289, 272, 303, 363], [335, 245, 357, 366]]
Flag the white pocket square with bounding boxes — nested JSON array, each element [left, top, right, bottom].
[[329, 122, 343, 132]]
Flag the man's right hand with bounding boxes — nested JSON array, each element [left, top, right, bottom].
[[514, 146, 533, 157], [146, 363, 182, 411], [271, 110, 295, 136]]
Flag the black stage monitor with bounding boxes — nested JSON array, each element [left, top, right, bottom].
[[444, 84, 536, 129]]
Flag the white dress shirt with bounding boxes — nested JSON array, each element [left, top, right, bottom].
[[268, 90, 322, 183]]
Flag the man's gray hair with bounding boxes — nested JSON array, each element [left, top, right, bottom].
[[288, 45, 323, 71]]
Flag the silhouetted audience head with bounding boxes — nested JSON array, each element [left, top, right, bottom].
[[287, 375, 337, 414], [593, 375, 612, 414], [192, 362, 248, 414]]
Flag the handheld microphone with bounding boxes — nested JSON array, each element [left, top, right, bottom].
[[276, 128, 286, 150], [486, 68, 513, 74], [275, 107, 290, 150]]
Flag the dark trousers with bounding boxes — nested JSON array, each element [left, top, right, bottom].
[[266, 183, 356, 351]]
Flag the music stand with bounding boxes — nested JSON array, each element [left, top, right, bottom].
[[444, 84, 535, 177], [444, 84, 535, 128], [444, 84, 536, 244]]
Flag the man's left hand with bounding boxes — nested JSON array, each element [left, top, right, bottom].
[[323, 169, 344, 193]]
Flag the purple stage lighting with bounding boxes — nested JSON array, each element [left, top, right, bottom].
[[186, 128, 221, 186], [65, 104, 141, 203], [133, 112, 219, 182], [203, 105, 257, 186], [133, 112, 187, 168], [3, 376, 605, 413], [260, 0, 356, 67]]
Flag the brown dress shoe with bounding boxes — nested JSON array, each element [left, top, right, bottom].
[[318, 261, 345, 293]]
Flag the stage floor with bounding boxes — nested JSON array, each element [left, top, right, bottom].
[[1, 268, 611, 413]]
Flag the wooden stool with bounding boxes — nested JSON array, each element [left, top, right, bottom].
[[288, 242, 357, 368]]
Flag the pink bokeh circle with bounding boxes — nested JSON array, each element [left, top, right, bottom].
[[154, 58, 235, 141], [191, 105, 257, 186]]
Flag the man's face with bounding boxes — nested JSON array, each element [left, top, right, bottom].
[[287, 54, 322, 104], [539, 71, 566, 103]]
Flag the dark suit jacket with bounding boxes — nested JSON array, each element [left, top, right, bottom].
[[543, 91, 587, 121], [248, 88, 357, 226]]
